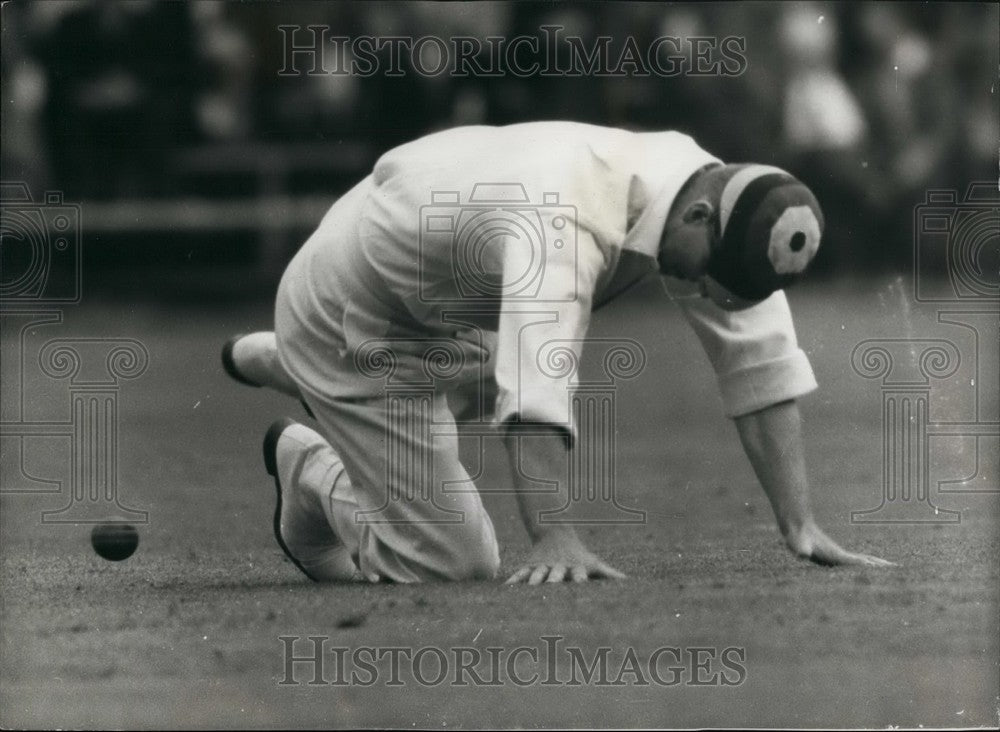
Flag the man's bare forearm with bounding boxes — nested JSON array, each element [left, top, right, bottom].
[[501, 423, 626, 583], [733, 399, 813, 540], [734, 399, 895, 567], [501, 425, 575, 542]]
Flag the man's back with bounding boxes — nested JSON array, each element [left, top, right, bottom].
[[313, 123, 714, 325]]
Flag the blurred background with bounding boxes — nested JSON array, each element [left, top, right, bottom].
[[1, 0, 996, 298]]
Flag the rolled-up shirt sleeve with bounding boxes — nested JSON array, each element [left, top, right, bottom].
[[671, 287, 818, 418], [493, 229, 606, 443]]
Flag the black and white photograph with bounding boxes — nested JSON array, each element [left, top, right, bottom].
[[1, 0, 997, 728]]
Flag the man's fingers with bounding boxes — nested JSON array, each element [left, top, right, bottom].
[[528, 565, 549, 585], [592, 562, 627, 580], [571, 563, 627, 582], [807, 548, 897, 568], [546, 565, 567, 583], [505, 566, 533, 584], [858, 554, 897, 567], [507, 558, 627, 586]]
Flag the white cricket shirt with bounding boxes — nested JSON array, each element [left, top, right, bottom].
[[279, 122, 817, 436]]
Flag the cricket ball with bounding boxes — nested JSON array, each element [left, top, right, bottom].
[[91, 523, 139, 562]]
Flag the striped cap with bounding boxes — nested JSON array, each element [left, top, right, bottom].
[[707, 165, 824, 303]]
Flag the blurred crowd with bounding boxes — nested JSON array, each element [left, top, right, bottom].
[[2, 0, 996, 270]]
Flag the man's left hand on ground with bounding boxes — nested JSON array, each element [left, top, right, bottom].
[[506, 529, 627, 585]]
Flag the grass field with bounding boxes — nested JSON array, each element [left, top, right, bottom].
[[1, 276, 997, 728]]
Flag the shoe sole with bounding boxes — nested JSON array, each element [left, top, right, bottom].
[[222, 334, 316, 419], [263, 418, 318, 582]]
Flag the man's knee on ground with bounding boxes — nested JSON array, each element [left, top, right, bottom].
[[449, 546, 500, 581], [438, 531, 500, 582], [363, 521, 500, 582]]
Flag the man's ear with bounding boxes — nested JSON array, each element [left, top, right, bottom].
[[682, 199, 714, 225]]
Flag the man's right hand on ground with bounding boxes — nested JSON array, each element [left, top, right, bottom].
[[786, 521, 896, 568]]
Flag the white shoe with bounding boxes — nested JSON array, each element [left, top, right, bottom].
[[263, 418, 360, 582]]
